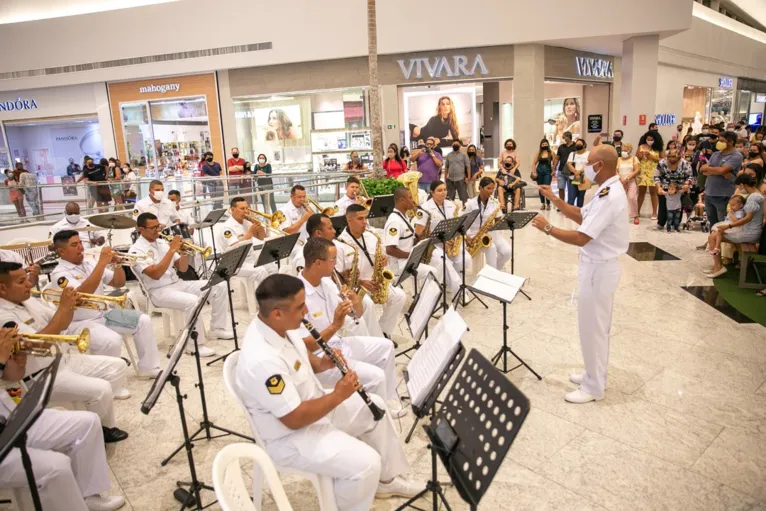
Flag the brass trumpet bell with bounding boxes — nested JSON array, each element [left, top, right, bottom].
[[160, 234, 213, 259], [31, 289, 127, 311], [13, 329, 90, 356]]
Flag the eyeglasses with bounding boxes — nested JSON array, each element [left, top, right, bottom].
[[322, 257, 337, 263], [145, 225, 161, 231]]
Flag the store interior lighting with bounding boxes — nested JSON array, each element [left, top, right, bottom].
[[0, 0, 179, 25]]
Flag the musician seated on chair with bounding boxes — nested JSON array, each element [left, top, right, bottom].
[[463, 177, 513, 271], [334, 176, 367, 216], [167, 190, 196, 235], [340, 205, 406, 339], [0, 250, 40, 288], [48, 230, 162, 379], [415, 181, 472, 284], [236, 274, 421, 510], [49, 202, 106, 249], [217, 197, 278, 287], [132, 180, 179, 229], [0, 261, 129, 443], [129, 212, 232, 358], [297, 238, 405, 418], [383, 187, 446, 291], [0, 329, 126, 511], [278, 185, 313, 250]]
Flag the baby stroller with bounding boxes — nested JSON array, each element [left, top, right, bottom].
[[682, 187, 709, 232]]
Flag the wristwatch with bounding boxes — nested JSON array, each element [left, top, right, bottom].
[[544, 224, 553, 235]]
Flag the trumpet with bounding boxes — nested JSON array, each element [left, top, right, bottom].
[[244, 209, 288, 237], [305, 196, 337, 216], [356, 181, 373, 209], [159, 234, 213, 259], [2, 324, 90, 357], [84, 248, 151, 265], [31, 289, 127, 310]]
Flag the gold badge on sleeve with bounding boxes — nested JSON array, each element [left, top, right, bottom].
[[266, 374, 285, 395], [223, 230, 233, 239], [389, 227, 398, 235], [57, 277, 69, 288], [599, 187, 610, 198], [293, 360, 302, 371]]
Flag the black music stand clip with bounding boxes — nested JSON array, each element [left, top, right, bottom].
[[490, 211, 537, 301]]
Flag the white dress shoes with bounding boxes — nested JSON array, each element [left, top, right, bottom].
[[186, 345, 216, 357], [565, 389, 603, 404], [85, 494, 126, 511], [209, 329, 235, 340], [376, 476, 423, 498], [569, 372, 584, 385]]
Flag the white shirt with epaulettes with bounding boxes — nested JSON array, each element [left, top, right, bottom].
[[279, 200, 309, 243], [218, 216, 267, 265], [338, 228, 379, 281], [414, 198, 459, 234], [383, 210, 418, 257], [128, 236, 180, 290], [463, 196, 501, 237]]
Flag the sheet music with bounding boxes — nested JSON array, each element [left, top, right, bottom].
[[409, 277, 442, 341], [407, 307, 466, 408], [472, 265, 527, 303]]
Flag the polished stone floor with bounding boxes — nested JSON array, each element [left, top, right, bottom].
[[3, 204, 766, 511]]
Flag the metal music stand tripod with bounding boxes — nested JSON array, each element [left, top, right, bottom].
[[490, 211, 537, 301], [429, 215, 468, 312], [194, 208, 227, 279]]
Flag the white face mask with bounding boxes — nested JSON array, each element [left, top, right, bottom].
[[152, 190, 164, 201], [621, 151, 629, 158], [258, 159, 266, 164], [584, 163, 600, 182], [65, 214, 80, 224]]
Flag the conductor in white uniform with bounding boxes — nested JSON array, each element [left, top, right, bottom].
[[531, 145, 628, 403], [235, 274, 420, 510]]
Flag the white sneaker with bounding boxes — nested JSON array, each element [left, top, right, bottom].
[[569, 372, 584, 385], [376, 476, 423, 499], [209, 329, 234, 340], [707, 267, 727, 278], [564, 389, 603, 404], [138, 368, 161, 380], [388, 401, 408, 419], [185, 345, 216, 357], [85, 494, 125, 511], [113, 388, 131, 400]]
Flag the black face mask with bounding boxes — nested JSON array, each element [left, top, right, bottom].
[[503, 162, 512, 169], [541, 145, 549, 150], [452, 144, 460, 151], [505, 146, 513, 151], [207, 157, 213, 162], [613, 135, 622, 142], [232, 153, 239, 158], [467, 151, 476, 156], [575, 145, 584, 151], [750, 151, 760, 157]]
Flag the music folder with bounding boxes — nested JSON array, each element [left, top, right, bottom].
[[471, 265, 527, 303]]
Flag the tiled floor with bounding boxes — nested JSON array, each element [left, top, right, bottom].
[[4, 204, 766, 511]]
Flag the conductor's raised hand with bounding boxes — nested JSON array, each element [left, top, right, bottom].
[[531, 215, 550, 232], [537, 184, 556, 201], [334, 370, 361, 401]]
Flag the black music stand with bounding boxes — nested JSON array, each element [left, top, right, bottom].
[[366, 194, 394, 219], [330, 216, 348, 238], [255, 233, 300, 273], [0, 356, 61, 511], [491, 211, 537, 301], [394, 238, 434, 356], [396, 349, 530, 511], [205, 243, 252, 367], [399, 271, 442, 359], [195, 208, 227, 278], [453, 209, 487, 311], [403, 342, 465, 444], [430, 215, 467, 312]]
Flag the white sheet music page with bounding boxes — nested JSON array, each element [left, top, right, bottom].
[[472, 265, 527, 303], [406, 307, 466, 408], [408, 277, 441, 341]]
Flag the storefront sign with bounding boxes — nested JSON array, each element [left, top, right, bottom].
[[397, 55, 489, 81], [575, 57, 613, 79], [139, 83, 181, 94], [0, 98, 38, 112], [719, 77, 733, 89], [587, 115, 603, 133], [654, 114, 676, 126], [622, 115, 627, 126], [639, 114, 647, 126]]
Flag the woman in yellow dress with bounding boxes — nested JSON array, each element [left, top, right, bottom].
[[636, 130, 664, 220]]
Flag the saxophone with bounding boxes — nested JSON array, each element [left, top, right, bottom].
[[416, 206, 434, 264], [445, 200, 463, 258], [367, 229, 395, 304], [466, 203, 500, 258], [335, 238, 359, 291]]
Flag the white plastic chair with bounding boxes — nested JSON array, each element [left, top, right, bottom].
[[222, 352, 338, 511], [213, 443, 293, 511], [232, 276, 257, 315]]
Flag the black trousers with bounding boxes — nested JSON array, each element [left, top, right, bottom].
[[657, 194, 667, 227]]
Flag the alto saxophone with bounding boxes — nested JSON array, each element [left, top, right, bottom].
[[367, 229, 394, 304], [335, 238, 360, 292], [445, 200, 463, 258], [466, 203, 500, 258], [415, 206, 434, 264]]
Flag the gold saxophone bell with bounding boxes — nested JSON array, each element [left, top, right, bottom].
[[12, 329, 90, 357], [31, 289, 126, 311], [160, 234, 212, 259], [305, 196, 337, 216]]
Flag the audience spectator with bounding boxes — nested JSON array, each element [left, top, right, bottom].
[[566, 139, 590, 207], [399, 146, 411, 167], [496, 155, 523, 211], [661, 183, 683, 232], [700, 131, 743, 226], [107, 158, 124, 209], [444, 141, 470, 202], [227, 147, 246, 193], [618, 143, 640, 224], [201, 151, 223, 210], [532, 139, 554, 210], [383, 144, 407, 179], [636, 130, 663, 219], [343, 151, 368, 173], [410, 138, 443, 192], [498, 139, 519, 175], [654, 148, 692, 230], [240, 161, 254, 200], [255, 154, 277, 214], [16, 162, 41, 216], [553, 131, 576, 205], [466, 144, 484, 199], [3, 168, 25, 218], [707, 195, 746, 256], [122, 162, 138, 202]]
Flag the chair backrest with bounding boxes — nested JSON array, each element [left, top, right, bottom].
[[222, 352, 265, 447], [213, 443, 293, 511]]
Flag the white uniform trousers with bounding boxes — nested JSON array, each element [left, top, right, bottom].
[[577, 258, 621, 398], [149, 280, 229, 344], [265, 392, 409, 511], [237, 260, 277, 286], [47, 354, 126, 428], [377, 284, 406, 337], [447, 246, 474, 277], [66, 321, 120, 357], [0, 409, 110, 511], [425, 246, 460, 295], [341, 296, 381, 339], [70, 315, 160, 373], [484, 233, 512, 271], [316, 336, 397, 401]]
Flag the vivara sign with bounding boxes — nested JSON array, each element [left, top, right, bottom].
[[575, 57, 614, 79], [0, 98, 38, 112], [398, 54, 489, 81]]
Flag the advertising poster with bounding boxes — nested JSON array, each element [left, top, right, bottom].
[[236, 105, 304, 142], [404, 88, 476, 149], [544, 97, 581, 146], [150, 99, 208, 121], [61, 176, 78, 196]]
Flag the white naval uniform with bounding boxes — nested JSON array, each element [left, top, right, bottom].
[[0, 250, 23, 264], [463, 196, 512, 270], [175, 207, 196, 227], [297, 274, 397, 402], [48, 218, 104, 249], [216, 216, 277, 287], [236, 318, 410, 511], [279, 200, 309, 263], [48, 260, 161, 373], [575, 175, 628, 398], [129, 236, 229, 344], [383, 210, 450, 292], [132, 196, 180, 227], [0, 298, 126, 429], [333, 194, 358, 217], [415, 198, 472, 281], [0, 394, 110, 511], [338, 228, 406, 337]]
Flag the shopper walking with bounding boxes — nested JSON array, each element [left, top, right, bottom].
[[532, 138, 554, 210], [201, 151, 223, 210], [383, 144, 407, 179], [255, 154, 277, 214], [3, 169, 25, 218], [553, 131, 576, 205], [699, 131, 744, 226], [617, 143, 640, 224], [466, 144, 484, 199], [16, 162, 41, 217], [636, 130, 663, 219], [444, 141, 470, 202]]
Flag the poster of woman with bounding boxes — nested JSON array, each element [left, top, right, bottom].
[[261, 106, 302, 141], [554, 97, 581, 143], [404, 88, 476, 149]]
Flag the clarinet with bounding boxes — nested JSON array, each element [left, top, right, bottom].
[[301, 319, 385, 421], [331, 271, 359, 325]]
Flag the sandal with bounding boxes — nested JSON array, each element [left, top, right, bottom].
[[755, 290, 766, 297], [709, 248, 720, 256]]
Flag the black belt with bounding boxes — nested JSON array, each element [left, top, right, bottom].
[[22, 368, 45, 384]]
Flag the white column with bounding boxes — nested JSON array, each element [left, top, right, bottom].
[[620, 35, 659, 147], [512, 44, 545, 176], [93, 83, 116, 159]]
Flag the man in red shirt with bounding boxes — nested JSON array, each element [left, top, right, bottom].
[[227, 147, 246, 193]]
